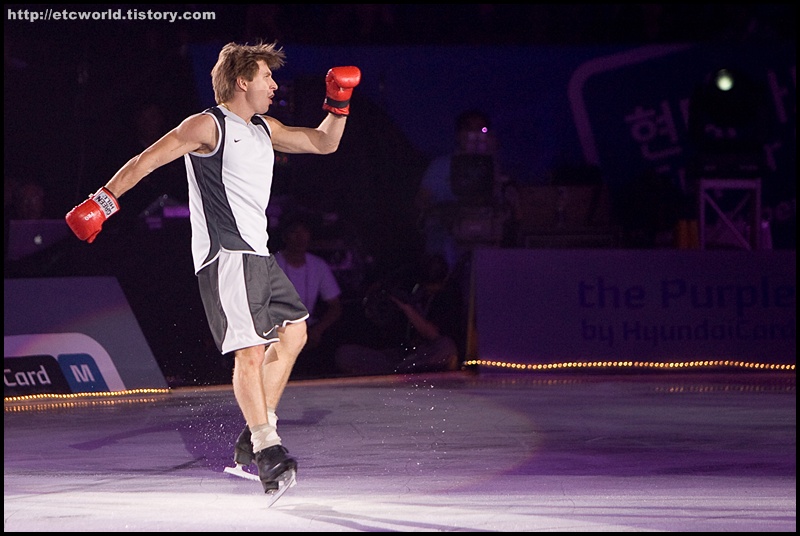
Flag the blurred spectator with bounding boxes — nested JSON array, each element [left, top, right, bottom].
[[4, 177, 69, 276], [9, 179, 46, 220], [335, 253, 465, 376], [414, 109, 520, 271], [274, 212, 344, 379]]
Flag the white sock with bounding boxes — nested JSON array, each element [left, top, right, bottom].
[[251, 408, 281, 453]]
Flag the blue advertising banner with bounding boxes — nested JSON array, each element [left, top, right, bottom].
[[473, 249, 795, 365]]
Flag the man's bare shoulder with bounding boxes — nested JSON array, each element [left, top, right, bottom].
[[175, 111, 219, 153], [260, 114, 282, 131], [180, 111, 217, 129]]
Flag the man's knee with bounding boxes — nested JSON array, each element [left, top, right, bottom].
[[234, 345, 267, 371], [281, 321, 308, 355]]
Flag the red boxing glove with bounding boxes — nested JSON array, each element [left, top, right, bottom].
[[322, 66, 361, 116], [65, 187, 120, 243]]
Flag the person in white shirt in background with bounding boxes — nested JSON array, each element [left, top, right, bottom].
[[274, 212, 343, 379]]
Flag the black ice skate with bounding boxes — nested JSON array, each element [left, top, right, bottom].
[[233, 425, 254, 466], [255, 445, 297, 490], [223, 426, 266, 483], [255, 445, 297, 504], [224, 434, 297, 505]]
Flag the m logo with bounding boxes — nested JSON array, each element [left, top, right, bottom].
[[4, 333, 125, 397]]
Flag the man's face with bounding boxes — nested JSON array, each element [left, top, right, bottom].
[[245, 61, 278, 113]]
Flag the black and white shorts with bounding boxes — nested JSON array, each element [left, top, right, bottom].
[[197, 251, 309, 354]]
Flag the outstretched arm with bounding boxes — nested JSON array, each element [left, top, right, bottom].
[[105, 113, 216, 199], [267, 113, 348, 155], [268, 66, 361, 155], [66, 112, 216, 243]]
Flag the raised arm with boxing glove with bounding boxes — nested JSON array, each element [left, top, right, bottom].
[[322, 66, 361, 116]]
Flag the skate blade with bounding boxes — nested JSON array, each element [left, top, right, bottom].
[[224, 464, 260, 482], [265, 468, 297, 508]]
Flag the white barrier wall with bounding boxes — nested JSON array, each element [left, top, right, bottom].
[[4, 277, 168, 397], [473, 249, 796, 364]]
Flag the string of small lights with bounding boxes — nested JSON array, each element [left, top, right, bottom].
[[4, 387, 171, 405], [462, 359, 795, 372]]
